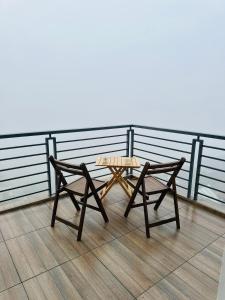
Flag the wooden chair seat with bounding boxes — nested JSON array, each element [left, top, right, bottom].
[[65, 177, 106, 196], [128, 176, 168, 195]]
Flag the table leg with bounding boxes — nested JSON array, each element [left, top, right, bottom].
[[109, 167, 133, 198], [100, 167, 124, 199]]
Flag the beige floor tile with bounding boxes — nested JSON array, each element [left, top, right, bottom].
[[179, 205, 225, 235], [0, 284, 28, 300], [6, 226, 84, 282], [139, 222, 204, 260], [93, 239, 163, 297], [138, 263, 218, 300], [189, 237, 225, 282], [119, 229, 185, 273], [0, 242, 20, 292], [24, 253, 133, 300]]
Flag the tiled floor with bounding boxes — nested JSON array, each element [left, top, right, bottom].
[[0, 184, 225, 299]]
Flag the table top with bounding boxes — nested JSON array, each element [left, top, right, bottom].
[[96, 156, 141, 168]]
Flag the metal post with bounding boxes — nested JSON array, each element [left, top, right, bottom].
[[130, 129, 134, 176], [194, 139, 204, 200], [45, 136, 52, 196], [187, 138, 197, 199], [45, 135, 57, 197], [130, 129, 134, 157], [126, 129, 130, 176]]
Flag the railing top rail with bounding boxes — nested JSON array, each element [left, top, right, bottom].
[[0, 123, 225, 141], [0, 124, 132, 139], [133, 125, 225, 140]]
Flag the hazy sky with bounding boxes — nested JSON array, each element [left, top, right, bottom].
[[0, 0, 225, 134]]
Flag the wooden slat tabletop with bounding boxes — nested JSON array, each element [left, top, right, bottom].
[[96, 156, 140, 168]]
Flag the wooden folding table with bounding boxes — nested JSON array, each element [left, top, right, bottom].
[[96, 156, 140, 199]]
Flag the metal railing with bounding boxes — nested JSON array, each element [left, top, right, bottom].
[[0, 124, 225, 206]]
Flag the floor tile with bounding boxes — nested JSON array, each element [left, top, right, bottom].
[[7, 226, 88, 282], [24, 253, 133, 300], [189, 237, 225, 282], [179, 206, 225, 235], [93, 239, 163, 297], [0, 242, 20, 292], [138, 263, 218, 300], [0, 284, 28, 300]]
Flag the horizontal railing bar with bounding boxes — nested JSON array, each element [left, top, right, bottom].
[[0, 152, 46, 162], [0, 171, 48, 183], [0, 162, 47, 172], [202, 155, 225, 163], [64, 167, 108, 178], [200, 164, 225, 173], [134, 155, 189, 173], [57, 141, 126, 153], [85, 161, 96, 165], [56, 134, 126, 144], [198, 183, 225, 195], [0, 189, 48, 203], [200, 174, 225, 184], [0, 124, 131, 139], [197, 192, 225, 204], [133, 124, 225, 140], [94, 172, 112, 179], [153, 175, 188, 190], [0, 180, 48, 193], [134, 133, 192, 145], [1, 124, 225, 141], [89, 167, 108, 173], [0, 143, 46, 151], [203, 145, 225, 151], [134, 140, 191, 154], [59, 148, 126, 161], [134, 154, 160, 164], [134, 169, 188, 189], [138, 163, 189, 181], [134, 147, 190, 163]]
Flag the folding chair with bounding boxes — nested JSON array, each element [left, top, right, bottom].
[[124, 157, 186, 238], [49, 156, 109, 241]]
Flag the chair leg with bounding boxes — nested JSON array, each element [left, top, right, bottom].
[[94, 192, 109, 223], [143, 193, 150, 238], [124, 188, 138, 217], [173, 191, 180, 229], [68, 192, 80, 211], [77, 197, 87, 241], [154, 190, 167, 211], [51, 190, 59, 227]]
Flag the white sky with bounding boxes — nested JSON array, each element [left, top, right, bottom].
[[0, 0, 225, 134]]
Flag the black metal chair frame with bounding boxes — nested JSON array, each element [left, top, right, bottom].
[[124, 158, 186, 238], [49, 156, 109, 241]]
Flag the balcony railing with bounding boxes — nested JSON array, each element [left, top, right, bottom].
[[0, 124, 225, 207]]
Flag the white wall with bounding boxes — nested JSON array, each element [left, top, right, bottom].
[[0, 0, 225, 134]]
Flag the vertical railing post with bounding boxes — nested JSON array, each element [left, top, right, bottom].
[[45, 135, 52, 197], [130, 128, 134, 157], [52, 136, 57, 159], [45, 134, 57, 197], [194, 138, 204, 200], [130, 128, 134, 176], [126, 129, 130, 176], [126, 129, 130, 157], [187, 138, 197, 199]]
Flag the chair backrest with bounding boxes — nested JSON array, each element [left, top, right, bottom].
[[49, 156, 94, 189], [141, 157, 186, 188], [49, 155, 85, 176]]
